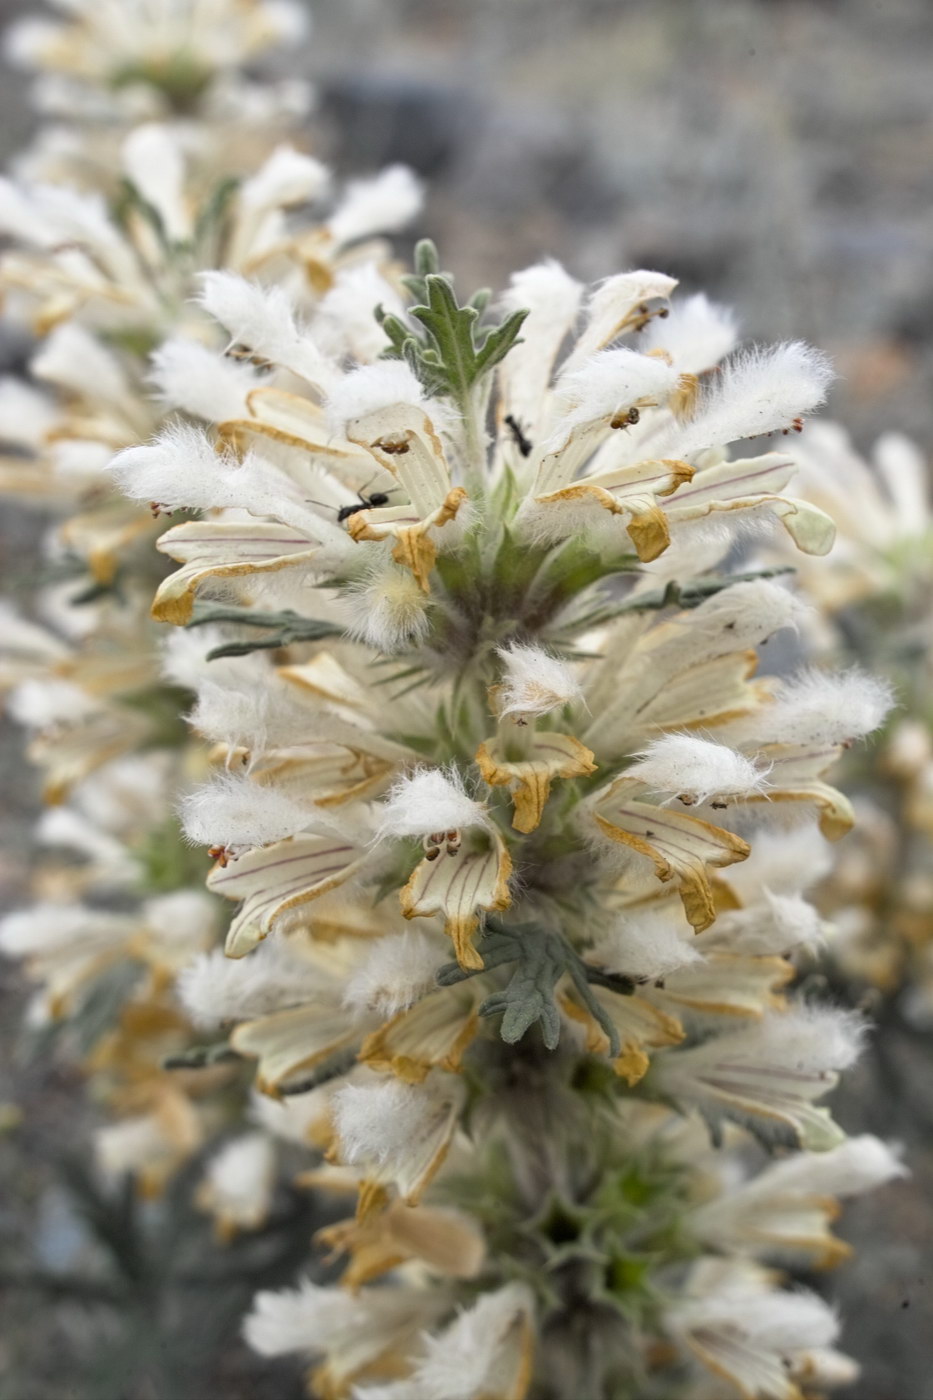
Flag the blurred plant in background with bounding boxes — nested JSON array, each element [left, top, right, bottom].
[[0, 3, 923, 1399], [767, 426, 933, 1040]]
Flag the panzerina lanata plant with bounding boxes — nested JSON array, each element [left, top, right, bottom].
[[0, 4, 911, 1397], [107, 243, 904, 1397]]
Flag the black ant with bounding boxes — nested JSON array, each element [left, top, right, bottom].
[[307, 474, 398, 523], [504, 413, 533, 458]]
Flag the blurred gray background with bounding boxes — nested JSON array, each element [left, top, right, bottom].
[[1, 0, 932, 1395]]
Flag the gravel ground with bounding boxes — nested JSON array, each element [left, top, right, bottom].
[[2, 2, 932, 1395]]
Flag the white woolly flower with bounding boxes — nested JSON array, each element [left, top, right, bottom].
[[197, 271, 337, 391], [549, 347, 679, 444], [244, 1279, 367, 1356], [626, 734, 769, 804], [673, 341, 834, 456], [114, 423, 320, 531], [239, 145, 330, 211], [0, 377, 56, 449], [314, 263, 406, 363], [327, 165, 423, 246], [642, 292, 739, 372], [0, 902, 129, 958], [31, 323, 129, 406], [498, 259, 584, 428], [187, 677, 276, 752], [408, 1284, 534, 1400], [750, 1134, 906, 1200], [654, 1006, 866, 1149], [589, 909, 703, 981], [732, 668, 895, 748], [496, 642, 582, 719], [343, 931, 441, 1017], [198, 1132, 277, 1236], [111, 425, 311, 526], [6, 677, 99, 728], [706, 890, 826, 955], [178, 942, 322, 1028], [142, 890, 217, 950], [149, 338, 258, 422], [377, 768, 489, 839], [687, 1136, 904, 1268], [345, 565, 432, 652], [121, 124, 191, 242], [180, 771, 314, 850], [333, 1076, 462, 1180], [721, 824, 833, 902], [108, 421, 234, 512], [326, 360, 426, 438], [667, 1257, 840, 1397], [244, 1279, 433, 1369], [250, 1084, 332, 1146], [96, 1116, 169, 1179]]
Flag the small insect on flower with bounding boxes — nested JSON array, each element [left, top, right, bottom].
[[504, 413, 533, 457], [610, 406, 641, 429], [308, 474, 397, 523], [224, 345, 275, 374]]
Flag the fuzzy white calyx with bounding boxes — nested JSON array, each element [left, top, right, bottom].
[[239, 145, 330, 210], [197, 271, 336, 391], [178, 942, 323, 1029], [180, 771, 315, 850], [411, 1283, 534, 1400], [328, 165, 423, 246], [345, 565, 432, 652], [121, 124, 191, 242], [748, 668, 895, 748], [642, 292, 739, 373], [674, 341, 834, 457], [377, 767, 489, 840], [496, 642, 583, 719], [627, 733, 769, 805], [315, 263, 406, 363], [589, 909, 703, 982], [149, 338, 258, 422], [342, 931, 441, 1018], [32, 323, 129, 406], [550, 347, 679, 445], [326, 360, 426, 439]]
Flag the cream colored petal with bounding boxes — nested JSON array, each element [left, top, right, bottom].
[[218, 386, 369, 464], [741, 743, 854, 840], [277, 653, 370, 711], [648, 953, 794, 1019], [153, 520, 318, 624], [476, 732, 597, 833], [358, 986, 479, 1083], [347, 402, 451, 518], [562, 270, 679, 374], [536, 458, 694, 561], [232, 1003, 358, 1096], [562, 982, 683, 1084], [252, 747, 395, 809], [664, 454, 836, 555], [592, 780, 749, 931], [400, 832, 513, 970], [208, 834, 369, 957], [347, 486, 468, 592]]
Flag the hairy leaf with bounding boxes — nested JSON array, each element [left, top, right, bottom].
[[437, 917, 622, 1055]]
